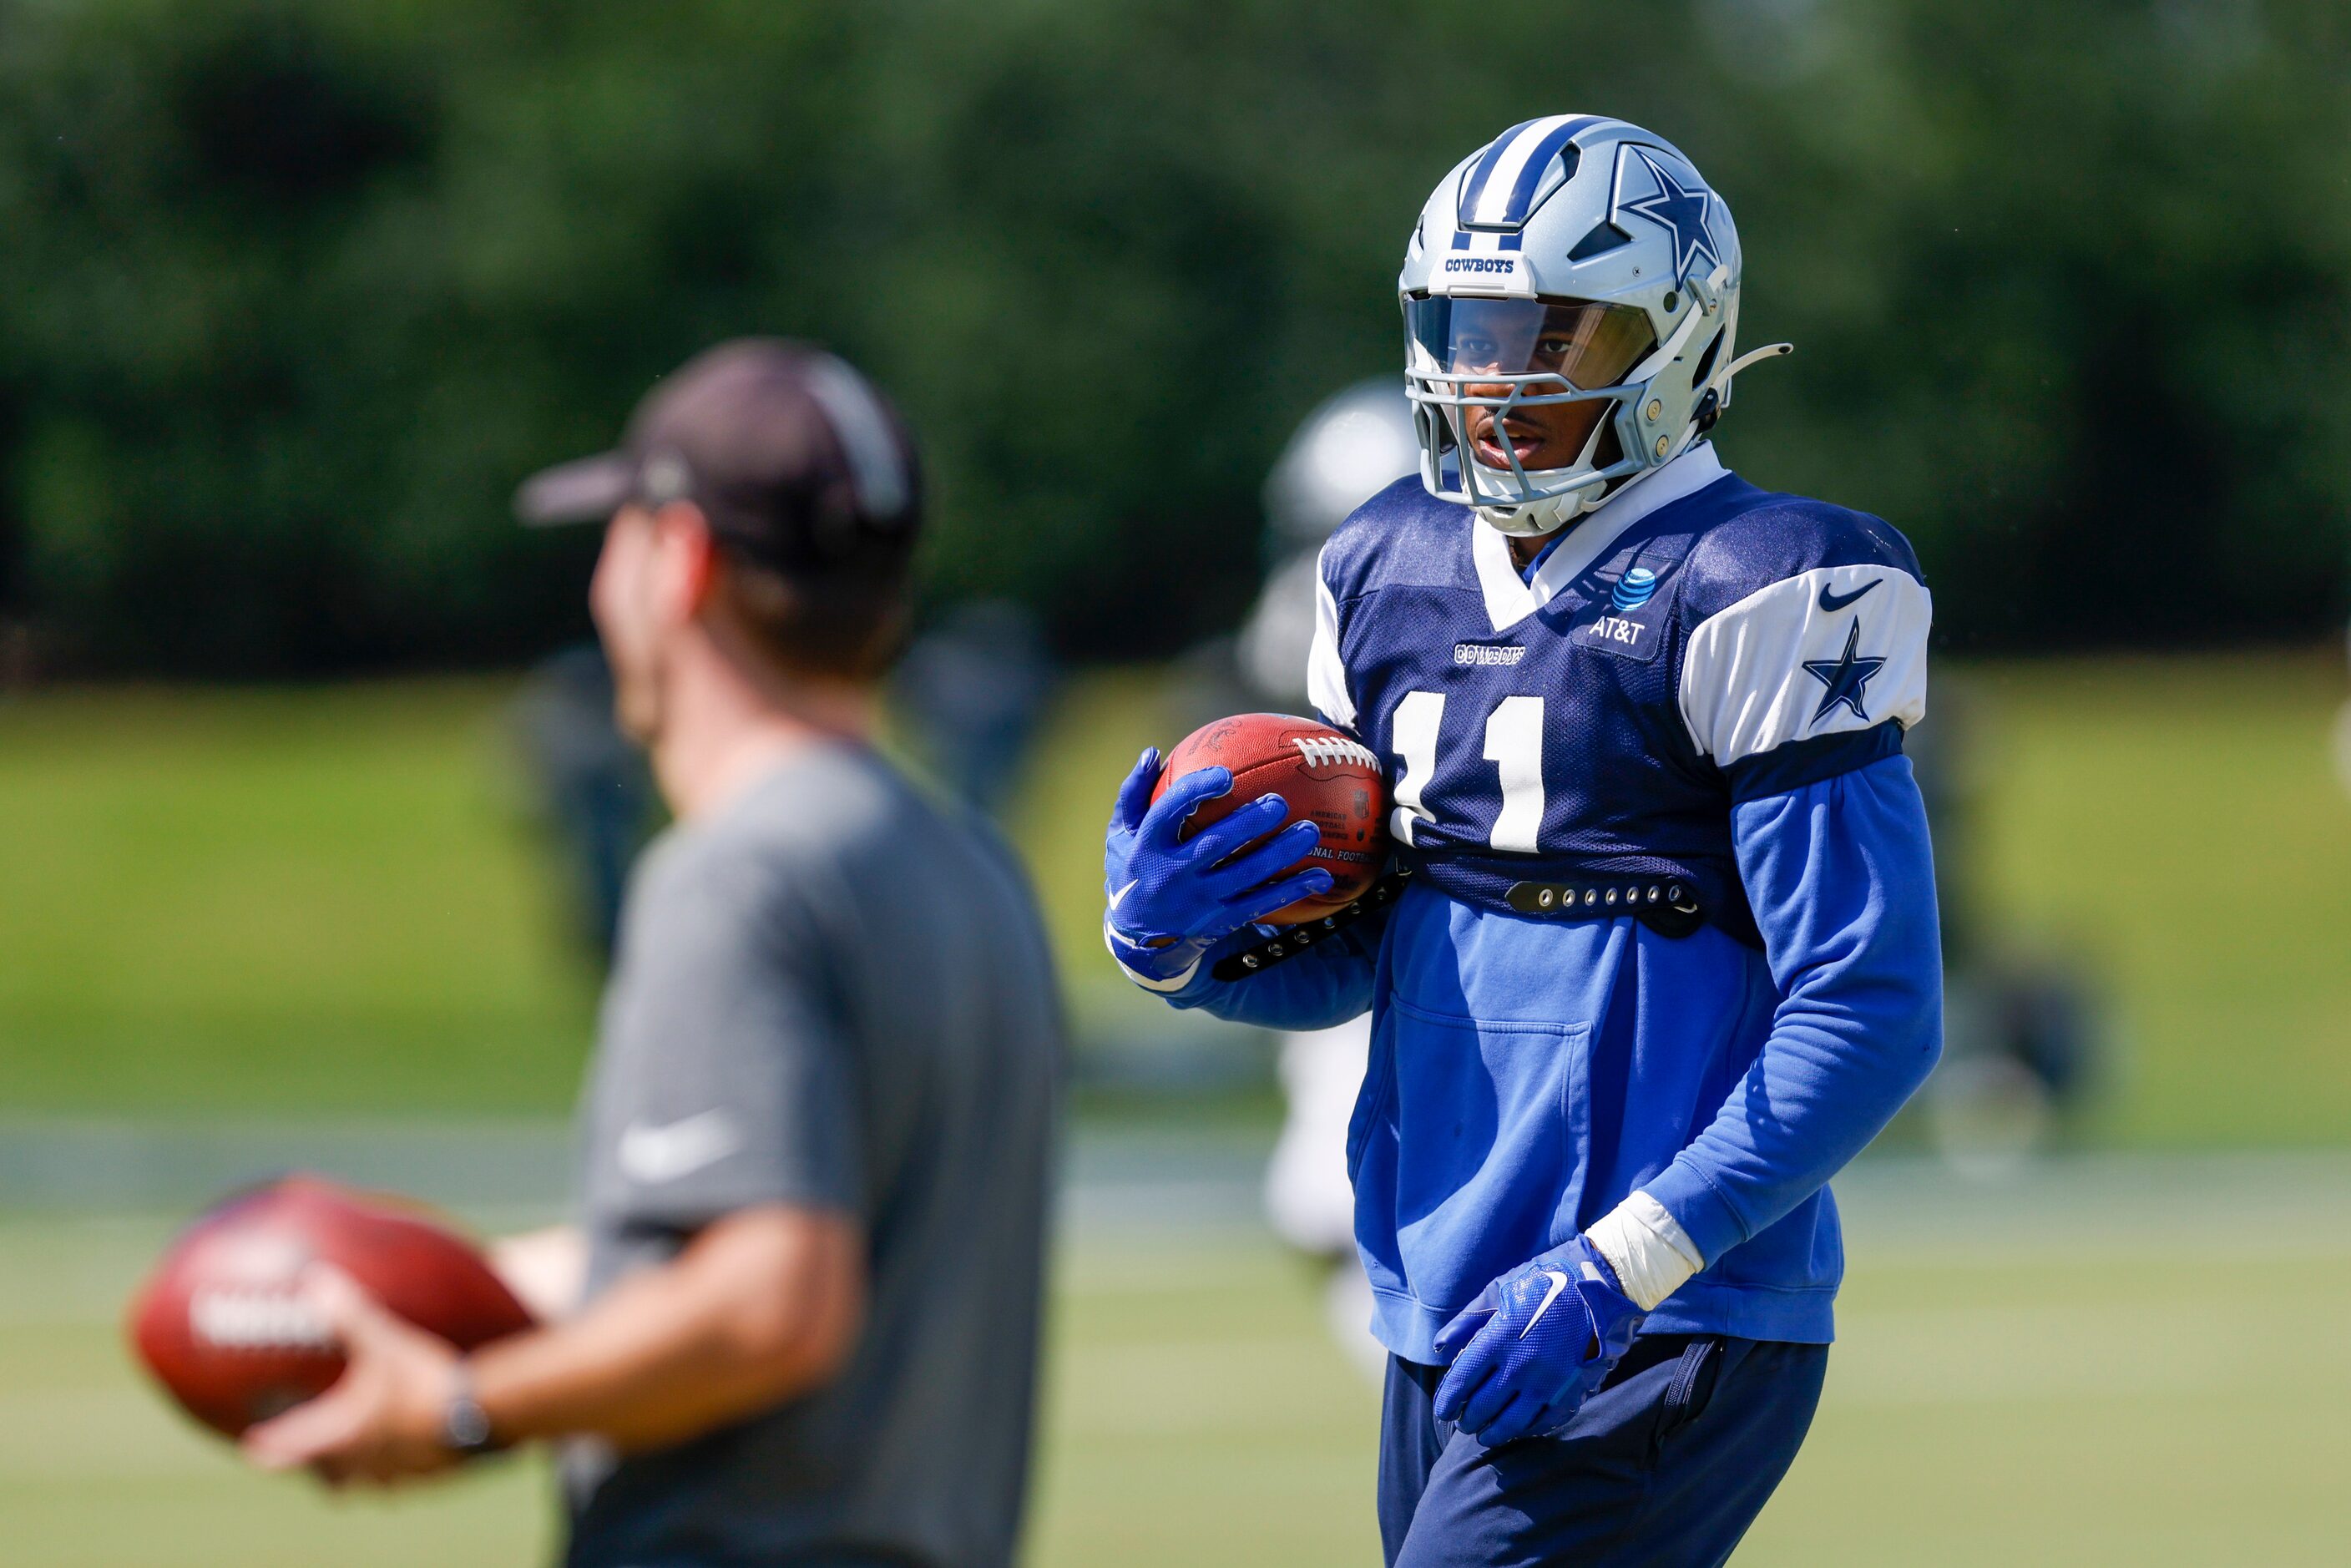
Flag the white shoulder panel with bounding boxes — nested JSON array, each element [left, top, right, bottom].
[[1679, 564, 1930, 766], [1305, 541, 1358, 731]]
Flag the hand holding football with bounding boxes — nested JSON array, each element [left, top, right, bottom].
[[1151, 712, 1390, 924], [125, 1175, 535, 1439]]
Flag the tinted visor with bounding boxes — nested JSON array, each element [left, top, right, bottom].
[[1407, 296, 1658, 392]]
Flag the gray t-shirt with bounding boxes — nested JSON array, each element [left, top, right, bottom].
[[562, 741, 1062, 1568]]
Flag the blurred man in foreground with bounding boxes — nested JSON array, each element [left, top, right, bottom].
[[245, 339, 1064, 1568]]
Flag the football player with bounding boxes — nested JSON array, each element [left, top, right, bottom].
[[1104, 115, 1944, 1566]]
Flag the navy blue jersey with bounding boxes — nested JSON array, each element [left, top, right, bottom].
[[1307, 445, 1929, 944], [1120, 443, 1944, 1359]]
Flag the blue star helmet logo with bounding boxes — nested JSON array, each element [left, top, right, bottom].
[[1802, 621, 1888, 726], [1615, 147, 1722, 282]]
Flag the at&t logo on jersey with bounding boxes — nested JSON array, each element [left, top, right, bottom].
[[1611, 567, 1658, 611], [1586, 615, 1646, 648]]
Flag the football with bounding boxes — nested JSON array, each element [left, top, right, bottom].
[[125, 1175, 536, 1439], [1154, 712, 1390, 924]]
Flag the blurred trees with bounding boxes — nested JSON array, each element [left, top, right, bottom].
[[0, 0, 2344, 672]]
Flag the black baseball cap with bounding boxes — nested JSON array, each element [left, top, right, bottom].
[[514, 338, 921, 575]]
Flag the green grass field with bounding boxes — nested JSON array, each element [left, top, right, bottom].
[[0, 683, 595, 1111], [1965, 655, 2351, 1143], [3, 651, 2351, 1560], [10, 1151, 2351, 1565], [3, 652, 2346, 1137]]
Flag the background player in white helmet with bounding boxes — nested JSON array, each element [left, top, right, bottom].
[[2336, 621, 2351, 798], [1241, 381, 1422, 1380]]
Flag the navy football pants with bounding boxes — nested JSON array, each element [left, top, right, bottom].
[[1379, 1335, 1828, 1568]]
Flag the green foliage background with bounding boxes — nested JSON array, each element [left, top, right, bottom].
[[0, 0, 2346, 672]]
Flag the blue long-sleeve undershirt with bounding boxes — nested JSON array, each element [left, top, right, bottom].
[[1644, 756, 1944, 1262], [1134, 754, 1942, 1347]]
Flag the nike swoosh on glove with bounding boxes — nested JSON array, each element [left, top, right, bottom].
[[1101, 746, 1332, 986], [1429, 1235, 1646, 1445]]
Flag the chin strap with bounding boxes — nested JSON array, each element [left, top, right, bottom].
[[1475, 499, 1578, 539]]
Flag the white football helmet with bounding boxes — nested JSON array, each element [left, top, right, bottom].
[[1262, 379, 1421, 548], [1241, 381, 1420, 703], [1398, 114, 1787, 536]]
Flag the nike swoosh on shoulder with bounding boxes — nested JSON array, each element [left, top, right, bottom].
[[1520, 1269, 1572, 1338], [1110, 879, 1139, 909], [617, 1109, 739, 1185], [1818, 578, 1882, 613]]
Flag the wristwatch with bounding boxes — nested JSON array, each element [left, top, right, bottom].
[[439, 1361, 502, 1457]]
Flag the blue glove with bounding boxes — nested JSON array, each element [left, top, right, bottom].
[[1429, 1235, 1646, 1445], [1103, 746, 1332, 985]]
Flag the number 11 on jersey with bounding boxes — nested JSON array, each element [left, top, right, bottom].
[[1388, 691, 1547, 852]]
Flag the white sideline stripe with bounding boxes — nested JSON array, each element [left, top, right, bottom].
[[8, 1130, 2351, 1253]]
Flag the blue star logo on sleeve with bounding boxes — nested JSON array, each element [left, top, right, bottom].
[[1616, 148, 1722, 282], [1802, 620, 1888, 726]]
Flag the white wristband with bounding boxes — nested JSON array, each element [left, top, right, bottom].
[[1585, 1190, 1706, 1312]]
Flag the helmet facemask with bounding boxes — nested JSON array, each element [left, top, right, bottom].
[[1405, 294, 1670, 538]]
